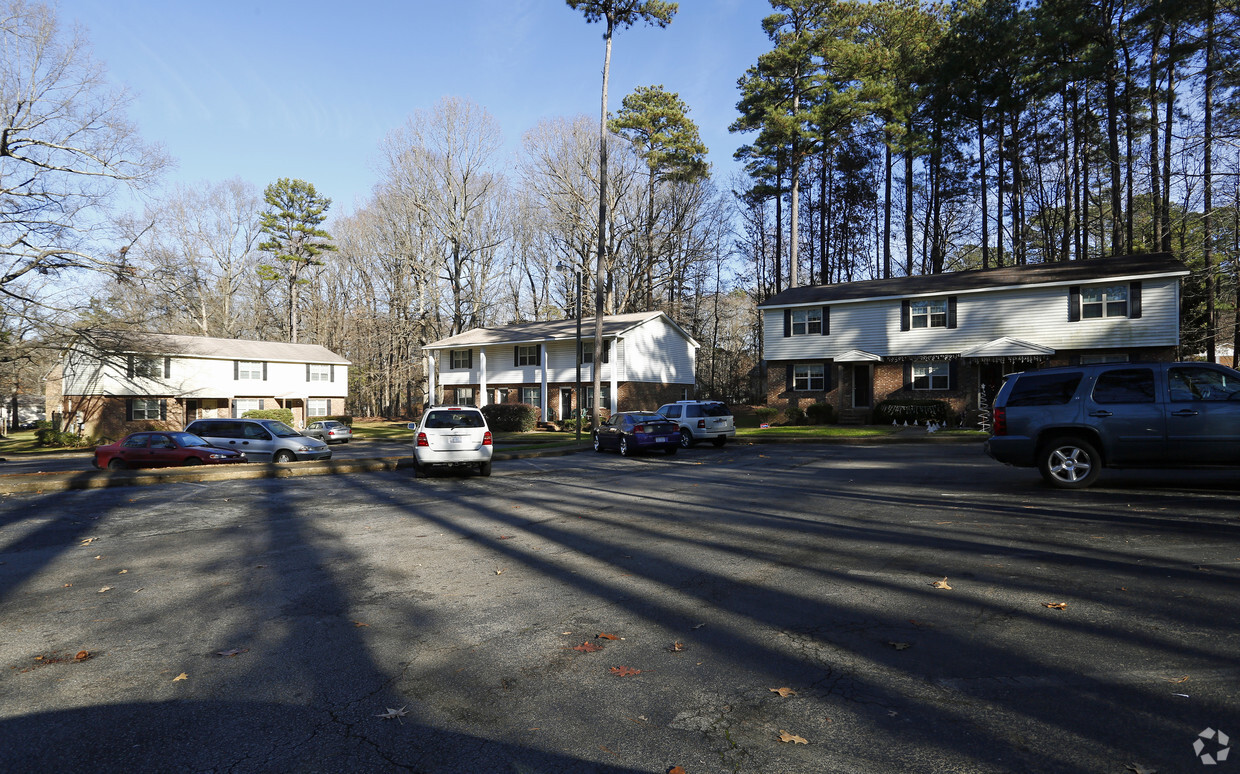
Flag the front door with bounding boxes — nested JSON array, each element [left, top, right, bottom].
[[561, 388, 574, 423], [851, 365, 871, 408]]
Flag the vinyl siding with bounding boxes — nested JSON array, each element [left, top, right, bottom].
[[620, 316, 695, 384], [764, 278, 1180, 360]]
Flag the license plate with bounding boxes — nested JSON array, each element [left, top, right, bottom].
[[657, 436, 671, 442], [450, 436, 462, 444]]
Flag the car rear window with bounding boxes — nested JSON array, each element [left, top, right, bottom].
[[701, 403, 732, 417], [425, 410, 485, 429], [1006, 373, 1083, 406]]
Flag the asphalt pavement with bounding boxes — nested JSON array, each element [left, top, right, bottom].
[[1, 442, 1236, 773]]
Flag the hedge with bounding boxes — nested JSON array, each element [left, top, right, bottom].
[[806, 402, 835, 424], [874, 399, 950, 425], [322, 415, 353, 426], [480, 402, 539, 432], [242, 408, 295, 425]]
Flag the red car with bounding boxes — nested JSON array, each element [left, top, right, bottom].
[[94, 431, 247, 470]]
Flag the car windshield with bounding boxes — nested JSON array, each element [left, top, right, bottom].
[[169, 432, 209, 447], [263, 421, 303, 438], [701, 403, 731, 417], [424, 410, 485, 429]]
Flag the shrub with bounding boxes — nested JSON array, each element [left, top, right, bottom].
[[481, 402, 539, 432], [874, 399, 950, 425], [754, 407, 778, 424], [785, 405, 806, 425], [323, 415, 353, 426], [242, 408, 295, 426], [36, 428, 89, 448], [806, 402, 835, 424]]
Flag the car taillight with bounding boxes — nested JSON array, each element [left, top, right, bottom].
[[482, 431, 492, 446], [697, 419, 706, 429], [417, 432, 429, 447], [993, 407, 1007, 436]]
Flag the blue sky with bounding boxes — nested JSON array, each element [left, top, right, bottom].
[[59, 0, 772, 217]]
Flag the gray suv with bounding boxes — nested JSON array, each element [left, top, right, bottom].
[[184, 418, 331, 463], [985, 361, 1240, 488], [656, 400, 736, 448]]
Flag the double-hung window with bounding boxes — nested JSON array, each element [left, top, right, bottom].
[[792, 364, 825, 391], [911, 362, 950, 390], [910, 299, 948, 329], [521, 387, 541, 407], [450, 350, 472, 369], [308, 364, 331, 382], [516, 345, 539, 367], [130, 399, 162, 420], [308, 399, 329, 417], [791, 308, 822, 335], [237, 361, 264, 380], [1081, 285, 1128, 318]]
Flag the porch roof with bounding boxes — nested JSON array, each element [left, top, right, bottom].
[[960, 337, 1056, 359], [834, 349, 884, 363]]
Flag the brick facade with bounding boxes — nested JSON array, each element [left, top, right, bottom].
[[443, 381, 693, 421], [62, 395, 341, 441]]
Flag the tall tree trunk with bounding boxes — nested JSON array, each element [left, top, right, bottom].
[[1161, 27, 1177, 253], [1061, 86, 1072, 262], [1104, 57, 1123, 255], [592, 16, 613, 430], [905, 121, 915, 276], [1149, 22, 1163, 251], [884, 135, 893, 278], [996, 112, 1005, 267], [819, 147, 828, 284], [979, 112, 989, 269], [1203, 1, 1216, 361], [789, 86, 801, 288], [775, 161, 784, 293], [1122, 39, 1135, 253]]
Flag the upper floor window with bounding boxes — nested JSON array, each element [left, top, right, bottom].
[[1082, 285, 1128, 318], [308, 364, 331, 381], [581, 340, 611, 364], [450, 349, 472, 369], [515, 345, 539, 367], [236, 361, 264, 380], [126, 355, 167, 379], [791, 308, 822, 335], [901, 297, 957, 331]]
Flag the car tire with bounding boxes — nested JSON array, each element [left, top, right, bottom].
[[273, 450, 295, 464], [665, 445, 677, 455], [479, 461, 492, 477], [106, 458, 126, 471], [1038, 436, 1101, 489], [182, 458, 202, 466], [593, 433, 604, 453], [619, 436, 632, 457], [413, 462, 422, 478], [712, 437, 727, 447], [679, 429, 695, 448]]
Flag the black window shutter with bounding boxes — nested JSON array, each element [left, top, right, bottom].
[[126, 398, 134, 421], [234, 360, 239, 380], [1068, 287, 1081, 322], [514, 346, 520, 367], [537, 345, 542, 366], [306, 363, 311, 381], [823, 361, 832, 392], [262, 362, 268, 381], [127, 355, 135, 378], [949, 360, 959, 389], [163, 357, 171, 378], [1129, 281, 1142, 318], [467, 351, 473, 369], [783, 309, 791, 337], [821, 307, 830, 336], [785, 364, 794, 392], [947, 296, 958, 329], [159, 400, 167, 421], [603, 341, 610, 364], [900, 301, 911, 331], [903, 362, 912, 389], [330, 364, 336, 382]]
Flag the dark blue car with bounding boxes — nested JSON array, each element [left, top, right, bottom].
[[593, 412, 680, 457]]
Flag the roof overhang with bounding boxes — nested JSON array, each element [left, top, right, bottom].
[[833, 349, 884, 363], [960, 337, 1055, 359]]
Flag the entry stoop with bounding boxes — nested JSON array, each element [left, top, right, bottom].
[[838, 409, 870, 425]]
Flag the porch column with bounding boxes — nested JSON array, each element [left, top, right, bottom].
[[426, 352, 437, 407], [609, 346, 618, 413], [539, 344, 549, 421], [478, 350, 488, 406]]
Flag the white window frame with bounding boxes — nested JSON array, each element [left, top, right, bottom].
[[1081, 285, 1128, 319], [516, 346, 538, 367], [131, 399, 161, 421], [791, 309, 823, 336], [234, 398, 262, 414], [133, 357, 162, 378], [910, 299, 948, 329], [792, 364, 825, 391], [911, 362, 950, 390], [308, 364, 331, 382], [450, 350, 471, 370], [521, 386, 541, 407], [308, 399, 329, 417], [237, 361, 263, 380], [456, 387, 476, 406]]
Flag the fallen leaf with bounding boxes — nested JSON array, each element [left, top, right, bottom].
[[572, 641, 603, 652], [1125, 764, 1157, 774], [669, 767, 688, 774], [117, 569, 128, 574], [610, 666, 641, 676], [375, 706, 408, 723], [94, 555, 102, 560], [778, 730, 809, 744], [80, 538, 96, 546], [173, 673, 188, 682], [596, 633, 618, 640], [62, 583, 72, 588], [931, 577, 952, 590], [769, 687, 797, 697], [353, 621, 369, 628], [1162, 675, 1189, 683], [98, 586, 112, 593], [498, 535, 513, 540], [691, 622, 705, 630], [1043, 602, 1068, 610], [670, 641, 684, 652], [889, 641, 912, 650], [495, 567, 505, 575], [216, 648, 249, 657], [74, 650, 90, 661]]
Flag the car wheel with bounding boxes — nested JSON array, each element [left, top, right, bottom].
[[106, 458, 126, 471], [413, 462, 422, 478], [619, 436, 632, 457], [712, 437, 727, 448], [679, 429, 695, 448], [593, 433, 604, 453], [1039, 437, 1101, 489], [273, 450, 295, 464], [665, 445, 678, 455], [479, 461, 492, 477], [182, 458, 202, 466]]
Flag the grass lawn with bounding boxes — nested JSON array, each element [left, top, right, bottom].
[[0, 430, 90, 456], [735, 425, 898, 439]]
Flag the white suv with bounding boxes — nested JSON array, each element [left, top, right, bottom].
[[656, 401, 736, 448], [408, 406, 493, 477]]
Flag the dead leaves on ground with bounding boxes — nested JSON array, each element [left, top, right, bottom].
[[778, 729, 809, 744], [572, 641, 603, 653], [931, 577, 952, 590], [172, 672, 188, 682], [609, 666, 641, 677], [769, 687, 797, 697], [1043, 602, 1068, 610], [216, 647, 249, 657], [596, 632, 619, 641]]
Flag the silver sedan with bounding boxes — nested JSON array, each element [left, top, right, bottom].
[[302, 420, 353, 444]]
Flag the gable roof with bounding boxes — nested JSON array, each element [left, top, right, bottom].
[[424, 311, 699, 350], [83, 331, 350, 364], [758, 253, 1189, 308]]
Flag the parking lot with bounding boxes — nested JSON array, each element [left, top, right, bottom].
[[1, 442, 1237, 773]]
